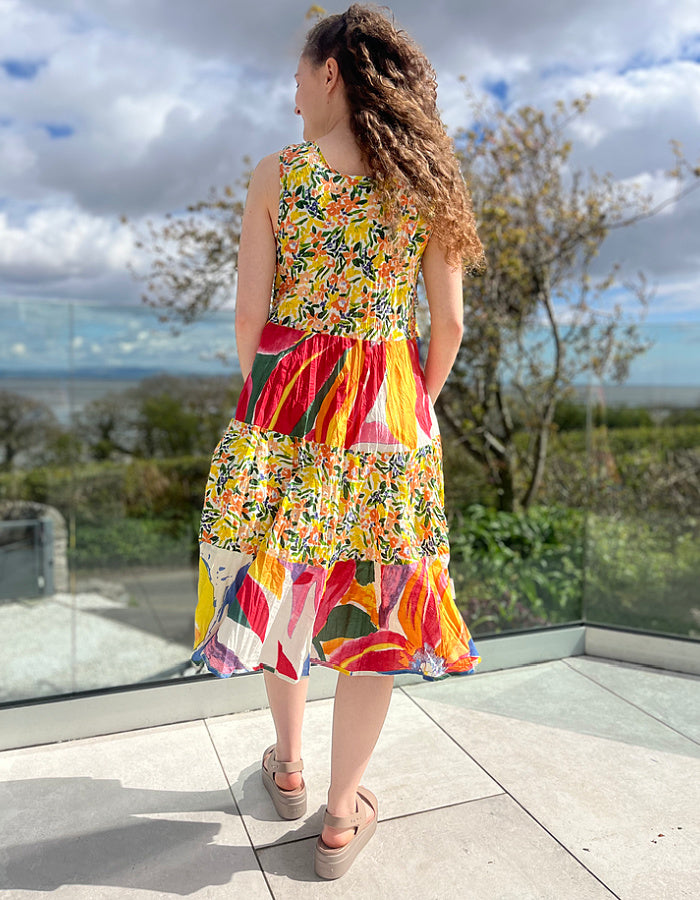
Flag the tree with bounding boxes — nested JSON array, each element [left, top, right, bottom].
[[128, 374, 241, 458], [76, 392, 137, 461], [123, 178, 248, 326], [76, 375, 242, 460], [127, 92, 699, 510], [435, 93, 700, 511], [0, 391, 59, 471]]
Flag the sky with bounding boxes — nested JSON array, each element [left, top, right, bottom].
[[0, 0, 699, 381]]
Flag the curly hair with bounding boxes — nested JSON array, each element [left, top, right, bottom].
[[303, 4, 485, 271]]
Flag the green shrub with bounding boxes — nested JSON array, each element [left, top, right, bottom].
[[584, 512, 700, 636], [69, 517, 193, 569], [449, 504, 585, 633], [664, 408, 700, 427]]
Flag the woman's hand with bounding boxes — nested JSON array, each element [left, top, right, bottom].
[[235, 153, 279, 380]]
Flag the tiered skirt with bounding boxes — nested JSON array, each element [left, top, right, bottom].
[[192, 321, 479, 682]]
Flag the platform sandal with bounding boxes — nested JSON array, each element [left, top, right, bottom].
[[314, 786, 378, 880], [261, 744, 307, 820]]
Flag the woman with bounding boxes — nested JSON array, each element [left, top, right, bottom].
[[193, 4, 485, 880]]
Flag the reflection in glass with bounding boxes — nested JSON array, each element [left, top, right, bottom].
[[582, 360, 700, 638], [1, 303, 698, 706]]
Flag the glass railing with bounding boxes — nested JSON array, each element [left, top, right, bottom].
[[581, 373, 700, 638], [1, 300, 697, 704], [0, 298, 240, 702]]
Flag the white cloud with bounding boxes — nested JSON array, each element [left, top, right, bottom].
[[0, 205, 136, 282], [0, 0, 697, 323], [10, 342, 27, 355]]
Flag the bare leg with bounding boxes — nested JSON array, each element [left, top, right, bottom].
[[263, 669, 309, 791], [322, 673, 394, 848]]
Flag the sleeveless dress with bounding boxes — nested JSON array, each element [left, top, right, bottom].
[[192, 141, 480, 683]]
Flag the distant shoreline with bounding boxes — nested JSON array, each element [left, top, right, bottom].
[[2, 372, 698, 417], [0, 371, 244, 425]]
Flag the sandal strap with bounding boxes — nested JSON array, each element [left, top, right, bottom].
[[323, 795, 366, 830], [266, 748, 304, 775]]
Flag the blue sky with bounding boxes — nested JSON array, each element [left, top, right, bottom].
[[0, 297, 238, 375], [2, 296, 699, 388], [0, 0, 699, 379]]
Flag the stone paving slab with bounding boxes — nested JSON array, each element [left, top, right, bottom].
[[206, 688, 501, 849], [258, 794, 614, 899], [565, 656, 700, 743], [405, 658, 700, 757], [0, 721, 270, 899], [406, 663, 700, 900], [1, 658, 699, 898]]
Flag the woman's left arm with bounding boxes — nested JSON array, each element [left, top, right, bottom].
[[235, 153, 279, 380]]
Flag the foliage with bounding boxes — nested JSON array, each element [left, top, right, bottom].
[[68, 517, 193, 569], [0, 391, 60, 471], [3, 423, 698, 638], [123, 180, 248, 325], [585, 512, 700, 637], [543, 423, 700, 517], [436, 93, 699, 512], [449, 504, 585, 633], [664, 407, 700, 427], [75, 374, 242, 461], [0, 455, 211, 525], [0, 453, 211, 568], [553, 400, 654, 431]]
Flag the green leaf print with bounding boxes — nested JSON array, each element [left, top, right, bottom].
[[315, 604, 377, 645], [355, 560, 375, 586], [244, 343, 301, 420], [287, 349, 349, 439], [312, 635, 326, 661]]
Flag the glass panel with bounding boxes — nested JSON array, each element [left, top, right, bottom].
[[68, 302, 241, 694], [0, 298, 241, 702], [0, 298, 76, 702], [5, 298, 695, 704], [439, 314, 586, 638], [443, 432, 585, 637], [582, 323, 700, 639]]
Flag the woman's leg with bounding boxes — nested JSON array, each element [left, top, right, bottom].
[[263, 669, 309, 791], [322, 673, 394, 848]]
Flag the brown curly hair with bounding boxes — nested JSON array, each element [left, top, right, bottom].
[[303, 4, 485, 271]]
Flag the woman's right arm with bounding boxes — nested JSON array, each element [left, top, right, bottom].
[[420, 235, 464, 404], [235, 153, 279, 380]]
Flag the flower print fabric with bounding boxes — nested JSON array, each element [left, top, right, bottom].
[[192, 141, 480, 682]]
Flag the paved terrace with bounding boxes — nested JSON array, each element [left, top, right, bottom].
[[1, 655, 698, 899]]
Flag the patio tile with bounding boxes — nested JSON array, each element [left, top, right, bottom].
[[407, 683, 700, 900], [205, 688, 501, 849], [564, 656, 700, 743], [404, 659, 700, 756], [0, 721, 270, 899], [258, 793, 613, 899]]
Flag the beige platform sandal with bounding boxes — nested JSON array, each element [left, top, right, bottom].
[[314, 787, 378, 880], [261, 744, 307, 820]]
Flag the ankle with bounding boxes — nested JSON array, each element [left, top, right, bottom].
[[326, 789, 359, 819], [274, 741, 301, 763]]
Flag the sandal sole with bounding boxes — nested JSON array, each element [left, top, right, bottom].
[[261, 746, 307, 820], [314, 788, 378, 880]]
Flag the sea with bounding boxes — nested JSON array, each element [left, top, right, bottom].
[[2, 372, 699, 428], [1, 298, 699, 423]]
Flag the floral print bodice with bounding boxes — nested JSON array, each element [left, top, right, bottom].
[[269, 142, 430, 342]]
